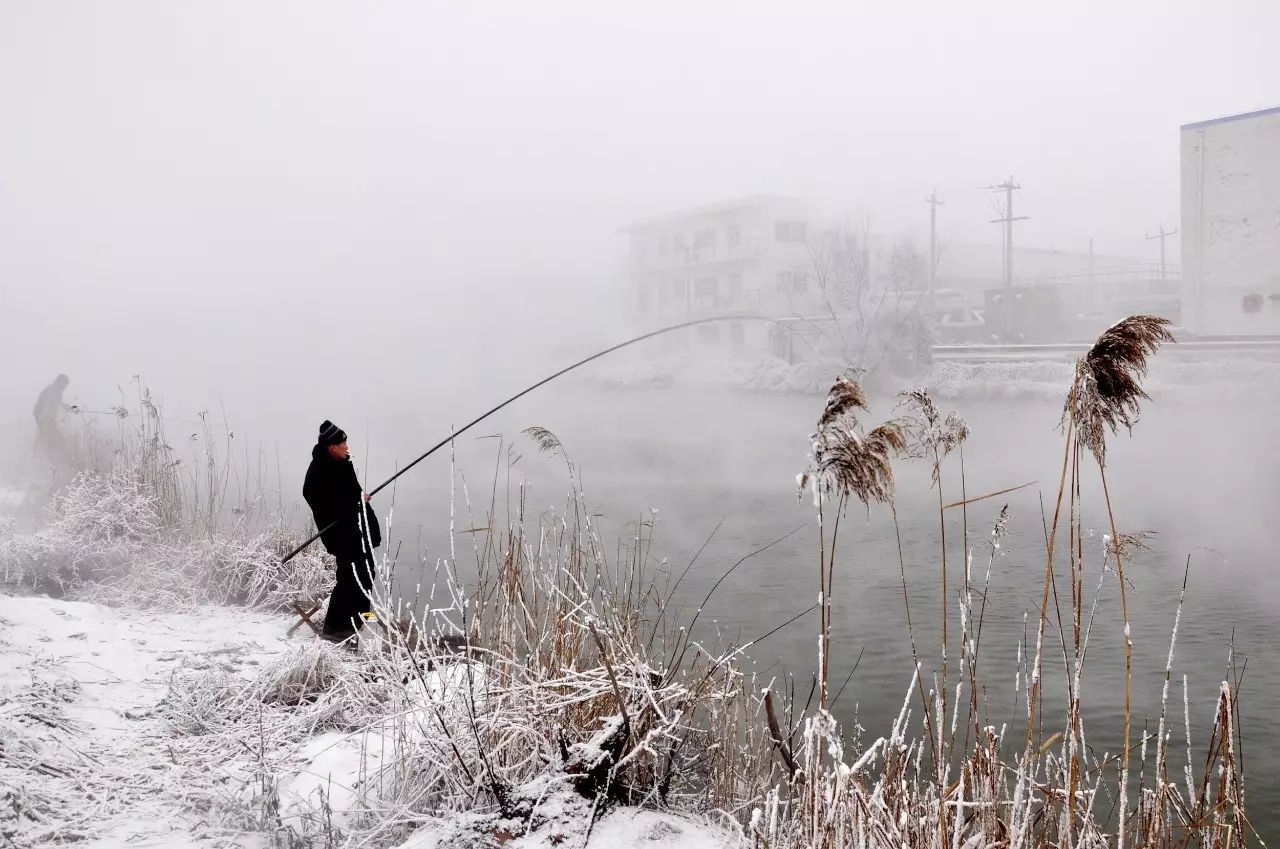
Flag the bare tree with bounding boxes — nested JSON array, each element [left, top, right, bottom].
[[780, 222, 934, 381]]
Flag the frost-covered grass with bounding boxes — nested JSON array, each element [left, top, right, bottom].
[[0, 593, 287, 847], [2, 380, 330, 611], [0, 464, 330, 611], [0, 358, 1261, 848], [746, 324, 1252, 849]]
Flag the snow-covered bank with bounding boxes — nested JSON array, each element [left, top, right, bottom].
[[0, 593, 740, 849], [577, 350, 1280, 401], [0, 467, 331, 612], [727, 355, 1280, 401], [0, 593, 287, 848]]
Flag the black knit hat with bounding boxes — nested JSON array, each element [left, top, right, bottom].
[[318, 420, 347, 446]]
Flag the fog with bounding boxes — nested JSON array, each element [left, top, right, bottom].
[[4, 1, 1278, 421], [5, 0, 1278, 618]]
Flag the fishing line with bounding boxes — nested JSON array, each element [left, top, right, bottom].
[[282, 314, 772, 563]]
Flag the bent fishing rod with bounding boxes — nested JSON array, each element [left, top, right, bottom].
[[281, 314, 772, 564]]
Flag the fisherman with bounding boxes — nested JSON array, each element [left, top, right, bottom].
[[33, 374, 70, 458], [302, 420, 382, 642]]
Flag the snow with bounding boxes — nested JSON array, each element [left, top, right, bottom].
[[585, 809, 738, 848], [387, 797, 736, 849], [0, 591, 288, 847], [730, 357, 841, 394], [727, 354, 1280, 402], [0, 592, 741, 849], [277, 731, 365, 831]]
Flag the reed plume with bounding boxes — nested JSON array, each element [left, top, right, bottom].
[[899, 388, 969, 485], [1054, 314, 1172, 849], [1065, 315, 1174, 466], [800, 376, 904, 509], [522, 426, 564, 455], [816, 374, 868, 431], [798, 375, 907, 711]]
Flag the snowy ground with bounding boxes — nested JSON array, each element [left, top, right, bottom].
[[0, 593, 739, 849], [0, 593, 287, 848]]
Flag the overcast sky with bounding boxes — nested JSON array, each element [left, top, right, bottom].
[[2, 0, 1277, 417]]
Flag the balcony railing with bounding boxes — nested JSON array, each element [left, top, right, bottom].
[[630, 238, 763, 271]]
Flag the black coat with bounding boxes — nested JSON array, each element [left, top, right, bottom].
[[302, 444, 381, 557], [33, 380, 66, 425]]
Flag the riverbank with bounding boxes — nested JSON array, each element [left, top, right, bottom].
[[0, 591, 738, 849]]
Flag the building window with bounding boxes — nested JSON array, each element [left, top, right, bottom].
[[638, 283, 649, 314], [727, 224, 742, 247], [727, 273, 742, 302], [695, 276, 718, 305], [730, 322, 745, 349], [673, 279, 688, 299], [694, 228, 717, 250], [775, 220, 808, 243], [776, 270, 809, 294], [697, 324, 721, 345]]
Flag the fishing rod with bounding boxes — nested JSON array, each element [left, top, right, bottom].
[[67, 407, 204, 427], [281, 314, 773, 564]]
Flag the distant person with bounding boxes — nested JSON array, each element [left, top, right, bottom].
[[302, 420, 382, 642], [33, 374, 70, 458]]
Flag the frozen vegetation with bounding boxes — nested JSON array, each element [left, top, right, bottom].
[[0, 329, 1259, 847]]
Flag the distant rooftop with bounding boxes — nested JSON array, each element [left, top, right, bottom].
[[1180, 104, 1280, 131], [621, 194, 805, 231]]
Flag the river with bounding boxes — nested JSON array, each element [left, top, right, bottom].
[[370, 381, 1278, 839]]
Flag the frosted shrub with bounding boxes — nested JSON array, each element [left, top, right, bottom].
[[0, 464, 329, 611], [252, 642, 358, 708], [0, 469, 162, 592], [163, 670, 240, 736]]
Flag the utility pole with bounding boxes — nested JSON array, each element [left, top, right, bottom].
[[988, 176, 1029, 340], [1145, 224, 1177, 280], [926, 190, 944, 281]]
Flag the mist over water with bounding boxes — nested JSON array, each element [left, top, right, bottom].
[[388, 385, 1280, 837]]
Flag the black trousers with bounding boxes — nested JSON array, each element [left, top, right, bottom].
[[323, 549, 376, 636]]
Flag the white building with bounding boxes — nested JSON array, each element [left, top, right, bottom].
[[620, 195, 822, 357], [1181, 105, 1280, 333]]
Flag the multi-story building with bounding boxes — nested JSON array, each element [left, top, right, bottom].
[[620, 195, 821, 357], [1181, 104, 1280, 333]]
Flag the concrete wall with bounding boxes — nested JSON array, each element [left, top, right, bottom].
[[1181, 106, 1280, 332]]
